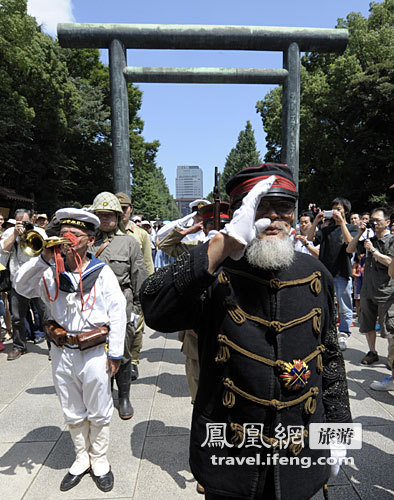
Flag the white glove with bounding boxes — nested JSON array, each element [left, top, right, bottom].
[[129, 312, 140, 329], [255, 218, 272, 235], [220, 175, 276, 260], [157, 212, 197, 242], [204, 230, 220, 242], [329, 446, 347, 478]]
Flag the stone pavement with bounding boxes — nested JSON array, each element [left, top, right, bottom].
[[0, 324, 393, 500]]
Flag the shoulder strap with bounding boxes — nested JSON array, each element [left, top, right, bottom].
[[95, 241, 110, 258]]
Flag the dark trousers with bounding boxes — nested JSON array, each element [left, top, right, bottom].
[[10, 288, 47, 351], [204, 466, 275, 499]]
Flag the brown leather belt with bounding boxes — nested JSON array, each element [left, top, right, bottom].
[[64, 335, 79, 346], [45, 321, 109, 351]]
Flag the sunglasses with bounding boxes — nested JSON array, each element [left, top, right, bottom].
[[256, 199, 295, 217]]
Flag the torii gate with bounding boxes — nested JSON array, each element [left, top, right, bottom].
[[58, 23, 348, 200]]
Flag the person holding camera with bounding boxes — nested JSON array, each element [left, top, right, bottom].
[[0, 208, 47, 360], [346, 207, 394, 368], [307, 198, 359, 351], [293, 210, 320, 258]]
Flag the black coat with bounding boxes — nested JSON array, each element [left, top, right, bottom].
[[141, 243, 352, 500]]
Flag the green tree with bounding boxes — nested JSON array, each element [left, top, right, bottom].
[[0, 0, 76, 201], [0, 0, 34, 172], [154, 167, 181, 220], [0, 0, 176, 216], [219, 121, 261, 201], [256, 0, 394, 212], [131, 138, 180, 220]]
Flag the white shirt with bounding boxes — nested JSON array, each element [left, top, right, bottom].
[[0, 226, 47, 280], [14, 256, 126, 358], [293, 236, 320, 256], [359, 227, 375, 241]]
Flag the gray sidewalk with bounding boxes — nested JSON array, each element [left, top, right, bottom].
[[0, 325, 393, 500]]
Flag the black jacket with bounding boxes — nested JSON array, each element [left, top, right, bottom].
[[140, 243, 351, 500]]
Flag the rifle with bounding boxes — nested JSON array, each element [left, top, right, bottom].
[[213, 166, 221, 231]]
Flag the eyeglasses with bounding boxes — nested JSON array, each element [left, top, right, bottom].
[[60, 232, 87, 239], [256, 199, 295, 217]]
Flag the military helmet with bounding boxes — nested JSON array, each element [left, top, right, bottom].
[[91, 192, 123, 215]]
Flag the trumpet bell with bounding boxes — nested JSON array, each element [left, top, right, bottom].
[[20, 231, 45, 257], [20, 231, 71, 257]]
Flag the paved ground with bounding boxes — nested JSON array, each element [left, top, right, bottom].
[[0, 324, 393, 500]]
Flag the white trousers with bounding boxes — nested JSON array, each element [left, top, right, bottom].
[[51, 344, 113, 426], [68, 420, 111, 476]]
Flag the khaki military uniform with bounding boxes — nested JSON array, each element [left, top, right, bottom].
[[124, 220, 154, 366], [90, 229, 147, 364], [159, 226, 199, 259], [159, 227, 201, 403], [125, 221, 154, 276]]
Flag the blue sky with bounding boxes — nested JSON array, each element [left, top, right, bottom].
[[28, 0, 373, 197]]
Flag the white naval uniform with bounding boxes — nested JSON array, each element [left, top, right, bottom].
[[14, 254, 126, 426]]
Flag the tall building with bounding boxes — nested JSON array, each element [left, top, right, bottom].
[[175, 165, 203, 216]]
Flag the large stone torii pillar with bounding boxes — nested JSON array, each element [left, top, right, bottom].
[[58, 23, 348, 198]]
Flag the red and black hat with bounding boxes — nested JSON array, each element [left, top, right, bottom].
[[199, 202, 230, 223], [226, 163, 298, 206]]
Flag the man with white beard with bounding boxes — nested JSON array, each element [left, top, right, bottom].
[[141, 164, 351, 500]]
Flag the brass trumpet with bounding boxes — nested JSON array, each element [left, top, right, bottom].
[[20, 231, 71, 258]]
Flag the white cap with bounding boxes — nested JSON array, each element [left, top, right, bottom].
[[6, 218, 16, 226], [140, 220, 152, 227], [55, 208, 100, 230], [189, 199, 210, 210]]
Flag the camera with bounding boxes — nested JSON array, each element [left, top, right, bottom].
[[309, 203, 320, 214], [365, 222, 374, 230], [323, 210, 333, 219], [22, 221, 34, 232]]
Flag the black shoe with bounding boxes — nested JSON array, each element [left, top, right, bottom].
[[91, 469, 114, 492], [361, 351, 379, 365], [7, 348, 26, 361], [196, 482, 205, 494], [131, 364, 139, 381], [60, 468, 90, 491]]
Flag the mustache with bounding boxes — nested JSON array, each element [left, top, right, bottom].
[[265, 221, 288, 232]]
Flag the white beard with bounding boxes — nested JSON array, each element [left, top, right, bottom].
[[245, 235, 295, 270]]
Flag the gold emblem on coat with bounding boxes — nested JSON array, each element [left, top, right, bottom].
[[279, 360, 311, 390]]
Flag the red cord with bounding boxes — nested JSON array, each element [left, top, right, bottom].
[[42, 232, 96, 311], [72, 250, 96, 312], [43, 246, 64, 302]]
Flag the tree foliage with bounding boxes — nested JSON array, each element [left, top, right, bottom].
[[0, 0, 177, 218], [219, 121, 261, 201], [131, 138, 180, 220], [256, 0, 394, 212]]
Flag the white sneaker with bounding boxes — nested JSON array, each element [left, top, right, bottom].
[[370, 377, 394, 391], [338, 332, 348, 351]]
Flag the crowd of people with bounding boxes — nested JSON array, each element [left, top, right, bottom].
[[0, 165, 393, 498], [292, 202, 394, 391]]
